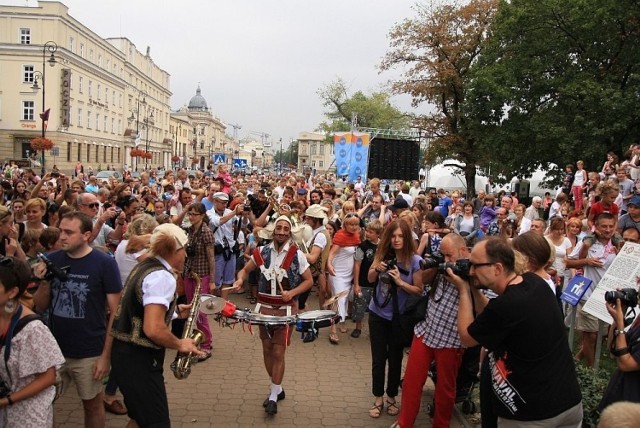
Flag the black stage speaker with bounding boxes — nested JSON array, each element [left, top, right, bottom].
[[367, 137, 419, 180]]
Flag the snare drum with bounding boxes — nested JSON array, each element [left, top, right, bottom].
[[244, 312, 296, 326], [296, 310, 340, 331]]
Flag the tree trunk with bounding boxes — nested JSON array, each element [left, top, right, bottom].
[[464, 163, 477, 199]]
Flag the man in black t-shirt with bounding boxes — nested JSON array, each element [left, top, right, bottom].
[[447, 238, 583, 426]]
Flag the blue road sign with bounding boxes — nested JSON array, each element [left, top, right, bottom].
[[233, 158, 248, 168], [214, 154, 226, 164]]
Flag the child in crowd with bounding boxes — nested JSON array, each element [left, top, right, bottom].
[[478, 194, 497, 232], [351, 220, 382, 338]]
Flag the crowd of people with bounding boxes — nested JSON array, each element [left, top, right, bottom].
[[0, 151, 639, 427]]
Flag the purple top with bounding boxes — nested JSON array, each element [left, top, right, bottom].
[[479, 205, 497, 228], [368, 254, 423, 321]]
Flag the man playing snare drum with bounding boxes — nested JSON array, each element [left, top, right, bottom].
[[232, 216, 313, 416]]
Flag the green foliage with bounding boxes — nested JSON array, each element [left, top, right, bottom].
[[575, 364, 610, 428], [380, 0, 499, 197], [316, 78, 410, 135], [467, 0, 640, 183]]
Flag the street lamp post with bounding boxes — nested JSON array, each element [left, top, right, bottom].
[[144, 112, 154, 170], [127, 91, 148, 171], [31, 40, 58, 176]]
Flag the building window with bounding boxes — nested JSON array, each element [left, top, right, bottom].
[[310, 143, 317, 156], [319, 161, 324, 168], [312, 161, 316, 167], [88, 81, 93, 98], [320, 144, 325, 155], [97, 84, 101, 99], [79, 43, 84, 58], [98, 54, 102, 68], [87, 110, 92, 128], [118, 119, 122, 134], [68, 36, 74, 52], [96, 114, 100, 131], [106, 59, 110, 70], [112, 90, 116, 105], [104, 87, 108, 104], [111, 118, 115, 133], [87, 144, 91, 162], [95, 145, 99, 162], [88, 49, 93, 62], [77, 143, 82, 162], [22, 101, 35, 120], [77, 108, 82, 127], [67, 141, 72, 162], [20, 28, 31, 45], [78, 76, 83, 93], [103, 116, 107, 132], [23, 65, 34, 83]]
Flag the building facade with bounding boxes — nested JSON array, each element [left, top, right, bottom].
[[0, 1, 171, 174], [296, 131, 333, 174], [170, 86, 230, 170]]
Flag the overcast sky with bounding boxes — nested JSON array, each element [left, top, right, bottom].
[[14, 0, 421, 146]]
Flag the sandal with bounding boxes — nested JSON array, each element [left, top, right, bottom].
[[386, 399, 399, 416], [249, 296, 257, 304], [329, 333, 340, 345], [368, 402, 383, 418], [339, 323, 348, 334]]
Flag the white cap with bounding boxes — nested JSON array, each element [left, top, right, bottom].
[[151, 223, 188, 249]]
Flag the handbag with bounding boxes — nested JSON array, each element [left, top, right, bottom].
[[390, 286, 428, 348]]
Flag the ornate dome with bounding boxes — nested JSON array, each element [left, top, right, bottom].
[[188, 85, 208, 111]]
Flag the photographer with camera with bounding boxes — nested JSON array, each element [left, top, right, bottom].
[[393, 233, 468, 428], [207, 192, 241, 300], [450, 238, 583, 426], [366, 220, 424, 419], [599, 287, 640, 411], [486, 207, 514, 238]]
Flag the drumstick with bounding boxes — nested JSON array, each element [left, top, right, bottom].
[[220, 286, 235, 291], [276, 278, 285, 294]]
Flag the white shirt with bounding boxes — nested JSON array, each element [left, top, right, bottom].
[[310, 226, 328, 251], [142, 256, 176, 309], [207, 207, 236, 248]]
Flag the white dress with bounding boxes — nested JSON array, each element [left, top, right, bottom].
[[328, 245, 356, 323]]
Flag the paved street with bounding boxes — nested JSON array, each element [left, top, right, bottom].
[[54, 293, 473, 427]]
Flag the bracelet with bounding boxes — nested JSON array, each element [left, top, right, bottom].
[[6, 395, 13, 405]]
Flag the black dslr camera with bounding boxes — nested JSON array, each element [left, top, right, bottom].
[[420, 252, 471, 280], [0, 380, 10, 398], [379, 259, 397, 285], [605, 288, 639, 308], [37, 252, 69, 281], [185, 242, 196, 258]]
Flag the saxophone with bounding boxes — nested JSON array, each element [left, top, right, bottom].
[[171, 272, 204, 380]]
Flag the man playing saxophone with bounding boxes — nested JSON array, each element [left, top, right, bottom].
[[110, 223, 204, 428]]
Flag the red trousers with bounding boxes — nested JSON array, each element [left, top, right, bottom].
[[397, 335, 463, 428]]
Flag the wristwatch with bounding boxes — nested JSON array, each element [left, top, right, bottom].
[[614, 328, 625, 337]]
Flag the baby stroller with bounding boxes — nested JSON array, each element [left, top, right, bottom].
[[426, 345, 480, 416]]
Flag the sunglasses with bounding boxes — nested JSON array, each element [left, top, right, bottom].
[[83, 203, 100, 209]]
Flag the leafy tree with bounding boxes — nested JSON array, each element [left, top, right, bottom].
[[316, 78, 410, 134], [468, 0, 640, 183], [380, 0, 499, 197]]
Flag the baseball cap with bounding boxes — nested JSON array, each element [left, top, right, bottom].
[[213, 192, 229, 201], [297, 188, 308, 195], [388, 198, 410, 211], [629, 195, 640, 207]]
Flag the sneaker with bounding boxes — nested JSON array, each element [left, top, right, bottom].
[[351, 329, 361, 338]]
